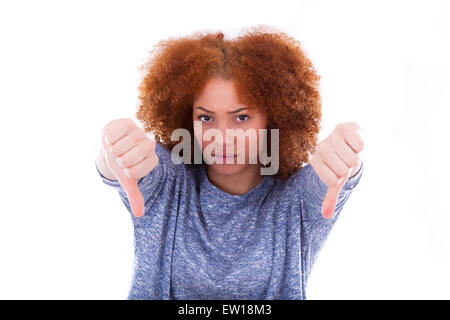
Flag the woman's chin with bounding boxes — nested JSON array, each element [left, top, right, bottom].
[[209, 163, 246, 175]]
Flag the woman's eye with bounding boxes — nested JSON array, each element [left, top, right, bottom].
[[236, 114, 249, 122], [198, 115, 212, 122]]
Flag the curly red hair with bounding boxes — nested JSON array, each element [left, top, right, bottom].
[[136, 25, 322, 180]]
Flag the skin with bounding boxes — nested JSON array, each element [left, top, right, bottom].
[[192, 78, 268, 196]]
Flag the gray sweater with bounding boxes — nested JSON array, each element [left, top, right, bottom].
[[96, 142, 363, 299]]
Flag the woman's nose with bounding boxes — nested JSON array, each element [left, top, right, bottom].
[[214, 121, 232, 144], [209, 122, 234, 152]]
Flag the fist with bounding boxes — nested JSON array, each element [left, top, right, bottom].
[[310, 122, 364, 219], [100, 118, 159, 217]]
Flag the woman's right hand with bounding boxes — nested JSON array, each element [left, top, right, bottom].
[[100, 118, 159, 217]]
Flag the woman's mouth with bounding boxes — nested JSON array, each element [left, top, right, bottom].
[[212, 153, 238, 163]]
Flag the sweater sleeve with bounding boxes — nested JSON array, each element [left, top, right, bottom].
[[293, 161, 364, 283], [95, 143, 174, 218]]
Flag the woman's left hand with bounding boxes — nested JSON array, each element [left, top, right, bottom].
[[310, 122, 364, 219]]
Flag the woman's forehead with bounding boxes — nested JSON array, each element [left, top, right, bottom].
[[193, 104, 251, 114], [192, 78, 263, 115]]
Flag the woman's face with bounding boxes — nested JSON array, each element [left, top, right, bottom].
[[192, 78, 267, 176]]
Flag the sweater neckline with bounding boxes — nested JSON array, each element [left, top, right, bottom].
[[200, 165, 272, 203]]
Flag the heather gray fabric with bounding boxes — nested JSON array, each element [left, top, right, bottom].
[[96, 143, 363, 299]]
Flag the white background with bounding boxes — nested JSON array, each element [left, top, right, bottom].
[[0, 0, 449, 299]]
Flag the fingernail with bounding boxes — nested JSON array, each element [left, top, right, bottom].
[[124, 168, 130, 178], [116, 157, 123, 167]]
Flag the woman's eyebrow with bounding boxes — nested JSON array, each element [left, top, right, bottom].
[[195, 106, 248, 114]]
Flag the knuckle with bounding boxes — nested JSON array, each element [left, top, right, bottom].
[[126, 167, 135, 179], [148, 137, 156, 148], [327, 175, 339, 186], [334, 123, 342, 130], [353, 143, 363, 153], [139, 144, 149, 157], [349, 122, 362, 137], [121, 155, 130, 167], [144, 139, 154, 152], [357, 140, 364, 152], [111, 118, 133, 134], [330, 137, 342, 150], [134, 130, 146, 142], [332, 176, 340, 186], [317, 145, 327, 158], [350, 121, 361, 131], [105, 119, 117, 128], [337, 168, 347, 178], [123, 118, 135, 130], [101, 127, 112, 142], [335, 123, 346, 133], [110, 144, 116, 155], [339, 121, 358, 131], [108, 118, 124, 132], [329, 132, 339, 144], [102, 132, 110, 145], [342, 125, 353, 137], [134, 145, 142, 156]]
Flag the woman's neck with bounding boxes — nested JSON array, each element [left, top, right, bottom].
[[205, 165, 264, 196]]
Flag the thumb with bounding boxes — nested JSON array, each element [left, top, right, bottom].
[[102, 140, 145, 218], [321, 170, 351, 219], [117, 173, 145, 218]]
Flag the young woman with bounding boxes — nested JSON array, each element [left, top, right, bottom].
[[95, 26, 364, 299]]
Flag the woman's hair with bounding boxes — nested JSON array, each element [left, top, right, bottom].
[[136, 25, 322, 180]]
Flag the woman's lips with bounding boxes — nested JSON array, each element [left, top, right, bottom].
[[212, 153, 238, 163], [213, 153, 237, 157]]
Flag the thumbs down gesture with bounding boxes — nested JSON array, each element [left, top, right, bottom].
[[310, 122, 364, 219], [100, 119, 159, 218]]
